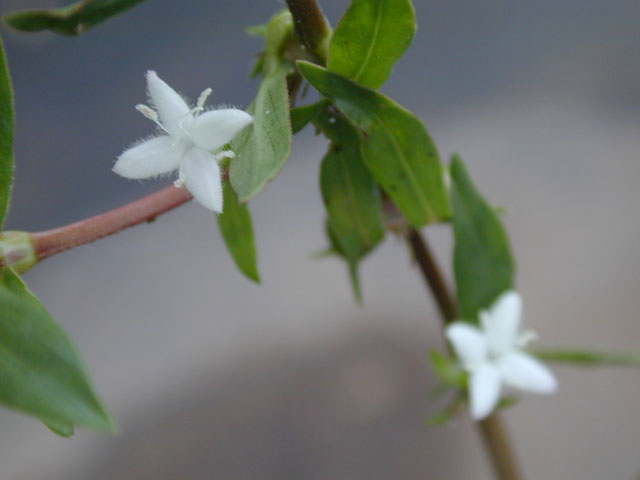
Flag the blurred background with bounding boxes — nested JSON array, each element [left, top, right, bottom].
[[0, 0, 639, 478]]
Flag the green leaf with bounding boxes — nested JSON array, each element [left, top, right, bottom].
[[217, 181, 260, 283], [315, 108, 385, 261], [535, 349, 640, 367], [428, 350, 466, 388], [450, 154, 515, 321], [496, 395, 519, 411], [328, 0, 416, 89], [249, 10, 295, 79], [42, 417, 74, 437], [230, 62, 292, 202], [298, 61, 450, 227], [4, 0, 145, 35], [290, 100, 326, 134], [325, 220, 363, 303], [425, 395, 464, 427], [0, 37, 13, 229], [0, 267, 114, 432]]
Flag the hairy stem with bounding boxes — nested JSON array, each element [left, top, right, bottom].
[[405, 227, 523, 480], [285, 0, 331, 64], [32, 186, 192, 261]]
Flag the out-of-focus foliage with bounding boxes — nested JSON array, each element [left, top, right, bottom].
[[0, 268, 113, 434], [450, 155, 515, 321], [4, 0, 145, 35]]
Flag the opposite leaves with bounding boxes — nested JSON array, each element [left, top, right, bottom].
[[298, 61, 450, 227]]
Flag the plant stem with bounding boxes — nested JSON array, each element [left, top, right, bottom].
[[285, 0, 331, 64], [479, 414, 523, 480], [32, 185, 192, 261], [406, 228, 457, 323], [405, 227, 523, 480]]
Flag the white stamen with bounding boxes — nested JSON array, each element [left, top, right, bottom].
[[196, 88, 213, 111], [136, 104, 159, 122], [136, 104, 168, 133]]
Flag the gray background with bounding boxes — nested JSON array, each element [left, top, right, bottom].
[[0, 0, 639, 478]]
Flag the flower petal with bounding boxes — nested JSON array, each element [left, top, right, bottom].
[[146, 70, 191, 137], [482, 290, 522, 355], [188, 108, 253, 151], [113, 136, 184, 179], [181, 148, 223, 212], [498, 351, 557, 393], [446, 322, 488, 369], [469, 363, 502, 420]]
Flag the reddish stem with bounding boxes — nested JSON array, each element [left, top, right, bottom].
[[32, 186, 192, 260]]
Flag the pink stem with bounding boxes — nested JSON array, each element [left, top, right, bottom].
[[32, 186, 192, 260]]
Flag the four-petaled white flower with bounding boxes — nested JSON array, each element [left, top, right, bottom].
[[445, 291, 557, 420], [113, 71, 252, 213]]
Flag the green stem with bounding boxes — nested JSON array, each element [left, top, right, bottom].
[[285, 0, 331, 64], [535, 349, 640, 367], [405, 228, 523, 480]]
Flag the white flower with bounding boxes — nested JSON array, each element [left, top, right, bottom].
[[113, 71, 252, 213], [445, 291, 557, 420]]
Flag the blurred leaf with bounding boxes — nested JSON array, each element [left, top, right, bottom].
[[425, 395, 464, 427], [298, 61, 450, 227], [249, 54, 265, 79], [315, 108, 385, 261], [42, 417, 74, 437], [535, 349, 640, 367], [217, 181, 260, 283], [0, 37, 13, 229], [290, 100, 326, 134], [428, 350, 466, 387], [426, 408, 454, 427], [246, 23, 268, 37], [325, 220, 362, 303], [313, 106, 385, 304], [328, 0, 416, 89], [450, 155, 515, 321], [496, 395, 519, 411], [4, 0, 145, 35], [0, 267, 114, 432]]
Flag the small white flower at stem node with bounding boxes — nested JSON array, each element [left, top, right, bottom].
[[113, 71, 253, 213], [445, 290, 557, 420]]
